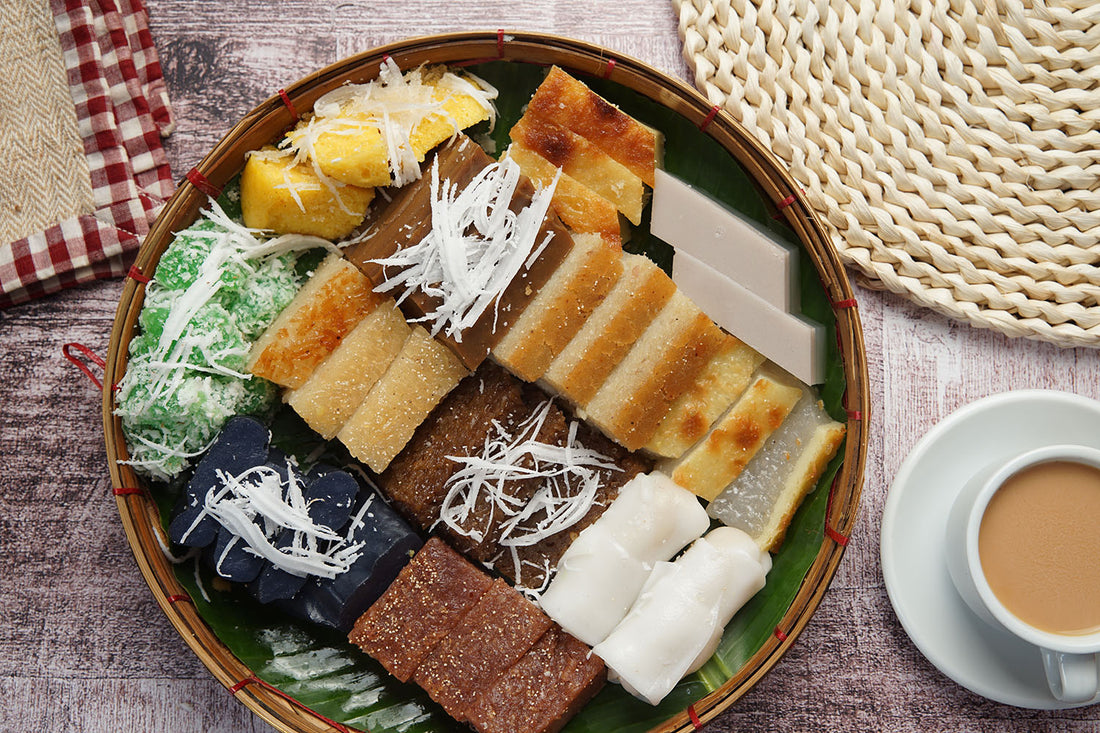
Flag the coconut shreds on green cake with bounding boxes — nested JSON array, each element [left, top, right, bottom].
[[115, 199, 335, 481]]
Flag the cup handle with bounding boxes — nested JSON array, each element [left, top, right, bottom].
[[1042, 648, 1099, 703]]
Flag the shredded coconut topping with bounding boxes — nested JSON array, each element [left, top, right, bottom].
[[276, 59, 498, 192], [369, 154, 560, 341], [435, 400, 620, 588], [182, 461, 365, 580]]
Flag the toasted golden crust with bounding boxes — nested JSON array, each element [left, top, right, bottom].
[[526, 66, 660, 187], [507, 143, 622, 244], [492, 233, 623, 382], [542, 253, 675, 407], [644, 334, 766, 459], [510, 115, 645, 225], [247, 254, 384, 389], [757, 421, 846, 551], [662, 374, 803, 501], [583, 291, 727, 451]]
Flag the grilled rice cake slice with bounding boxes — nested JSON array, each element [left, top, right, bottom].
[[414, 577, 553, 722], [525, 66, 661, 187], [248, 254, 384, 389], [285, 299, 411, 439], [510, 114, 646, 225], [338, 326, 469, 473], [506, 142, 621, 244], [380, 362, 532, 557], [541, 253, 676, 407], [644, 334, 766, 459], [349, 537, 492, 683], [660, 371, 803, 501], [466, 625, 606, 733], [345, 135, 576, 369], [581, 290, 727, 451], [491, 232, 622, 383]]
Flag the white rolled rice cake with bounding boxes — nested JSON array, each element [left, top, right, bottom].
[[591, 527, 771, 706], [537, 471, 708, 646], [707, 387, 846, 551]]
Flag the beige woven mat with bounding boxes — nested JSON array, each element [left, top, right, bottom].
[[676, 0, 1100, 348], [0, 0, 94, 246]]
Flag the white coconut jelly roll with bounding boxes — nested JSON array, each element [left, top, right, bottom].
[[591, 526, 772, 706], [537, 471, 709, 646]]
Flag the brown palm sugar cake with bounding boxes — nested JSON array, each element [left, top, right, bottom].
[[347, 537, 491, 682], [380, 362, 541, 562], [466, 626, 607, 733], [413, 577, 553, 721]]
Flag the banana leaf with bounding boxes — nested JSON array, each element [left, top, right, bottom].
[[148, 59, 846, 733]]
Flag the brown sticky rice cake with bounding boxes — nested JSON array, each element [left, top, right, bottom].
[[348, 537, 492, 682]]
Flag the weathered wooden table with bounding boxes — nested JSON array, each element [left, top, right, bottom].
[[3, 1, 1100, 730]]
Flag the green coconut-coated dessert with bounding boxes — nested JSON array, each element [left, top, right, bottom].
[[115, 199, 332, 481]]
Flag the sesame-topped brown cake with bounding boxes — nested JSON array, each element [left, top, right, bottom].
[[347, 537, 491, 682], [466, 626, 607, 733], [414, 577, 553, 721]]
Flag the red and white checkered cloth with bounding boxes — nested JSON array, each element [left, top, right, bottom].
[[0, 0, 174, 308]]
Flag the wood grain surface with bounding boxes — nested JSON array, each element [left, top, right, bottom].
[[2, 1, 1099, 731]]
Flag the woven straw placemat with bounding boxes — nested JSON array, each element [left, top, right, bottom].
[[0, 0, 95, 245], [675, 0, 1100, 348]]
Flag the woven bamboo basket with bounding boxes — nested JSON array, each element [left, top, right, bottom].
[[103, 31, 869, 733]]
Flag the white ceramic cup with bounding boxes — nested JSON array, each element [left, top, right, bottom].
[[945, 444, 1100, 704]]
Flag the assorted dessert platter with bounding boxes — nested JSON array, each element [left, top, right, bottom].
[[104, 34, 866, 733]]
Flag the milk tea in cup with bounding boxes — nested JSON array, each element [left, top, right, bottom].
[[978, 459, 1100, 637], [945, 445, 1100, 703]]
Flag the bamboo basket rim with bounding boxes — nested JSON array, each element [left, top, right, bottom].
[[102, 30, 869, 733]]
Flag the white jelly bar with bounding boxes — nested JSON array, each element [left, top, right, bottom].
[[670, 248, 825, 385], [651, 169, 798, 311]]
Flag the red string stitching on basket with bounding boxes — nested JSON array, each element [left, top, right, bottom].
[[824, 471, 851, 546], [127, 264, 150, 284], [602, 58, 616, 79], [687, 704, 703, 730], [113, 487, 144, 496], [166, 594, 191, 604], [774, 625, 789, 642], [62, 343, 105, 390], [230, 676, 351, 732], [698, 105, 720, 131], [186, 168, 222, 198], [277, 88, 298, 119], [496, 28, 505, 57], [832, 297, 858, 309]]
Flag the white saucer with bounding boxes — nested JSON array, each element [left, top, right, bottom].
[[881, 389, 1100, 710]]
